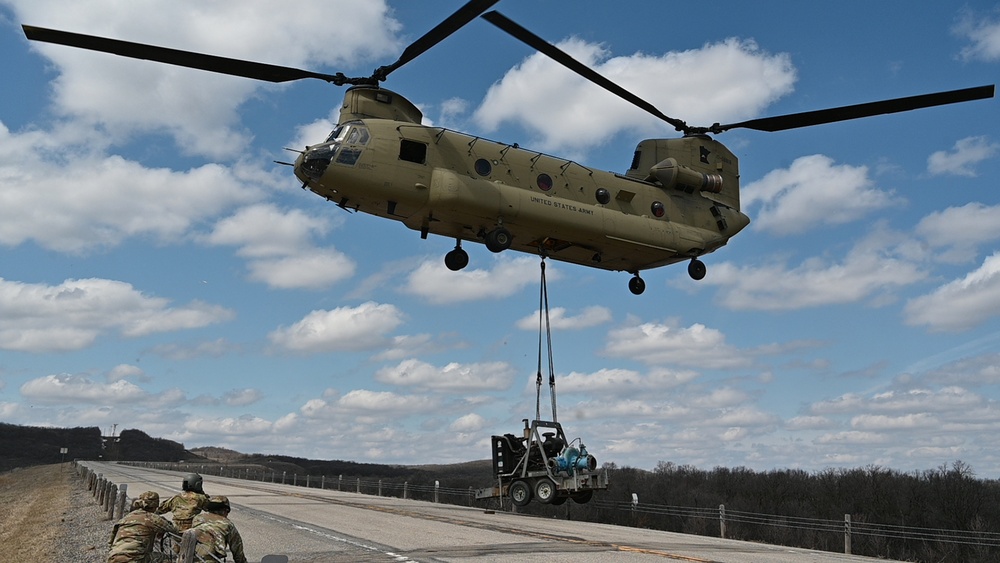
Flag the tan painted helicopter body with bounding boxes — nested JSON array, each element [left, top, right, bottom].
[[20, 0, 993, 293], [296, 86, 748, 287]]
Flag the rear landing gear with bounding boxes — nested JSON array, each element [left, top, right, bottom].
[[444, 241, 469, 271], [688, 258, 706, 280], [628, 274, 645, 295]]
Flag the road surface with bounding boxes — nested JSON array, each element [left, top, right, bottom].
[[84, 461, 900, 563]]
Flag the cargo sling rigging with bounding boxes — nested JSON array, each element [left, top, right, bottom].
[[535, 258, 557, 423]]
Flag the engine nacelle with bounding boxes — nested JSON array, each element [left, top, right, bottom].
[[650, 157, 723, 193]]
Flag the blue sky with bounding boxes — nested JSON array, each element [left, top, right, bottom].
[[2, 1, 1000, 477]]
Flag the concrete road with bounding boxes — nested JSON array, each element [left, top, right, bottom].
[[85, 462, 900, 563]]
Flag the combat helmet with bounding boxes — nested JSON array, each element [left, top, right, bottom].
[[182, 472, 204, 494], [205, 495, 231, 514], [133, 490, 159, 511]]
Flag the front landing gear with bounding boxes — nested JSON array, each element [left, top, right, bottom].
[[445, 241, 469, 271], [628, 274, 645, 295], [688, 258, 706, 281]]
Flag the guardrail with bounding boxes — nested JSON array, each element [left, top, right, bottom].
[[89, 460, 1000, 561], [587, 498, 1000, 555]]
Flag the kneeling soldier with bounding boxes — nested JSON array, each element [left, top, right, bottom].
[[107, 491, 179, 563], [192, 495, 247, 563]]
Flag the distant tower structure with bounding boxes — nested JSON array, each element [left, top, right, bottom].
[[102, 423, 121, 461]]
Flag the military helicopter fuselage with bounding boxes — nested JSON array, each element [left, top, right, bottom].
[[21, 0, 993, 294], [295, 86, 749, 292]]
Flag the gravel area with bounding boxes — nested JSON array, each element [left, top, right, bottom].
[[55, 472, 114, 563]]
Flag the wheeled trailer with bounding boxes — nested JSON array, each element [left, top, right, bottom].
[[475, 418, 609, 507]]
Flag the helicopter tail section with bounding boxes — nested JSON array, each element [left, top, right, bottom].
[[626, 137, 741, 212]]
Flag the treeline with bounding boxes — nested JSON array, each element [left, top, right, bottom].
[[507, 460, 1000, 562], [237, 453, 436, 481], [115, 429, 194, 462], [0, 423, 102, 472], [0, 424, 199, 472]]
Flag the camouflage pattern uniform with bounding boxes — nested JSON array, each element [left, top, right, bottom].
[[107, 491, 179, 563], [156, 489, 208, 531], [192, 496, 248, 563]]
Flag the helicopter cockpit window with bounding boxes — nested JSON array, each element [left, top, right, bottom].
[[336, 147, 363, 166], [399, 139, 427, 164], [346, 127, 370, 145], [326, 125, 347, 143]]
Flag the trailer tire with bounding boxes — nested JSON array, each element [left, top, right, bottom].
[[534, 478, 557, 504], [571, 490, 594, 504], [510, 480, 532, 507]]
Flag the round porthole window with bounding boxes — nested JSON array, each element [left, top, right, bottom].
[[474, 158, 492, 176], [595, 188, 611, 204], [536, 173, 553, 191], [651, 201, 665, 217]]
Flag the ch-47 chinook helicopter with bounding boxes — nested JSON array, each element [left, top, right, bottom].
[[23, 1, 995, 295]]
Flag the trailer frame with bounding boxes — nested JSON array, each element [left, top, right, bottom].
[[474, 418, 609, 507]]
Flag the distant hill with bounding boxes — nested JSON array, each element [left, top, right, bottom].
[[190, 446, 244, 463]]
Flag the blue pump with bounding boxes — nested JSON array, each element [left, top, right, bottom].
[[552, 442, 596, 473]]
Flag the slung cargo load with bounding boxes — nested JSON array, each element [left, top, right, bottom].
[[475, 418, 609, 506]]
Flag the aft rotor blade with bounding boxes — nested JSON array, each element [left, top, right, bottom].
[[23, 25, 348, 84], [376, 0, 500, 81], [482, 11, 690, 132], [715, 85, 996, 133]]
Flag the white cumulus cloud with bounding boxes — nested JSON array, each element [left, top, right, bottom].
[[268, 302, 404, 353]]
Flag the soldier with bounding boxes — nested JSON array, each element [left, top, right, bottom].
[[192, 495, 248, 563], [107, 491, 179, 563], [156, 472, 209, 530]]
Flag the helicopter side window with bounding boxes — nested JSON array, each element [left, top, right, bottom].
[[536, 173, 553, 191], [399, 139, 427, 164]]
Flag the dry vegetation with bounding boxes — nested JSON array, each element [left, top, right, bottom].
[[0, 463, 70, 560]]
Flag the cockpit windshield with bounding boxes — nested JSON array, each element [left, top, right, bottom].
[[302, 122, 371, 179], [325, 121, 369, 145], [326, 125, 347, 143]]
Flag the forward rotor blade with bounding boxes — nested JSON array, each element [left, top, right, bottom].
[[715, 85, 996, 133], [376, 0, 500, 81], [482, 11, 689, 132], [23, 24, 348, 84]]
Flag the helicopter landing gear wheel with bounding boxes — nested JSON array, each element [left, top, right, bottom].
[[535, 478, 557, 504], [688, 258, 706, 280], [509, 480, 532, 507], [484, 227, 512, 253], [444, 244, 469, 271], [628, 274, 646, 295]]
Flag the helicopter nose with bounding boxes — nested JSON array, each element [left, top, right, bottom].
[[299, 142, 337, 181]]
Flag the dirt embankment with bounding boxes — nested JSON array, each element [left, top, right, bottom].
[[0, 463, 108, 562]]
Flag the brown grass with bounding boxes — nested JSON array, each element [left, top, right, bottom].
[[0, 463, 71, 560]]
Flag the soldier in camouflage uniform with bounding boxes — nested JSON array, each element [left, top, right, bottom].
[[107, 491, 179, 563], [192, 495, 248, 563], [156, 472, 208, 531]]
